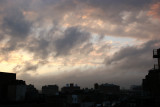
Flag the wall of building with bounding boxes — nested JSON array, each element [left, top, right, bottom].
[[42, 85, 59, 96], [7, 85, 26, 101]]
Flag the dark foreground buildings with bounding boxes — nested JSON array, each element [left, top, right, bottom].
[[94, 83, 120, 94], [142, 48, 160, 106], [61, 83, 80, 93], [0, 72, 26, 102], [42, 85, 59, 96], [143, 48, 160, 97], [0, 72, 16, 101]]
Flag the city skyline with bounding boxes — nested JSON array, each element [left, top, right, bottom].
[[0, 0, 160, 89]]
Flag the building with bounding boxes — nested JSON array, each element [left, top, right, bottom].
[[0, 72, 16, 83], [0, 72, 16, 99], [7, 80, 26, 101], [142, 48, 160, 97], [0, 72, 27, 102], [94, 83, 120, 94], [67, 94, 79, 104], [0, 72, 16, 101], [25, 84, 39, 101], [42, 85, 59, 96], [61, 83, 80, 93]]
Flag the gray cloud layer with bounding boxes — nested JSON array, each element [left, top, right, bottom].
[[2, 9, 31, 38], [17, 40, 160, 89], [55, 27, 90, 56]]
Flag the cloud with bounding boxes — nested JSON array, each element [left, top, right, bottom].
[[77, 0, 152, 24], [13, 62, 38, 73], [0, 0, 158, 41], [105, 40, 160, 71], [16, 39, 160, 89], [80, 43, 93, 55], [41, 0, 159, 40], [22, 26, 92, 59], [26, 37, 50, 59], [0, 8, 32, 52], [2, 9, 31, 38], [0, 0, 160, 89], [55, 27, 91, 56], [148, 2, 160, 20], [0, 0, 158, 54]]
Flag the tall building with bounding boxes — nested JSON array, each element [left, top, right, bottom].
[[0, 72, 16, 101], [0, 72, 26, 102], [142, 48, 160, 96]]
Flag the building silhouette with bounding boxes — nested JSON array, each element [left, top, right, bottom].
[[61, 83, 80, 93], [94, 83, 120, 94], [25, 84, 39, 101], [143, 48, 160, 97], [42, 85, 59, 96], [7, 80, 26, 101], [0, 72, 16, 101], [0, 72, 26, 102]]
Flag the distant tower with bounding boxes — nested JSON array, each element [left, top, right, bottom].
[[153, 49, 160, 69]]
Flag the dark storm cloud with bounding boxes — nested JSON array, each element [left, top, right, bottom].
[[2, 9, 31, 38], [21, 26, 92, 59], [0, 7, 33, 53], [105, 40, 160, 70], [55, 27, 91, 56], [26, 38, 50, 59]]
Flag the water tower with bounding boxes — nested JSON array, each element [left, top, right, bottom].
[[153, 48, 160, 70]]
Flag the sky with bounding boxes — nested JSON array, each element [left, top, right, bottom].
[[0, 0, 160, 89]]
